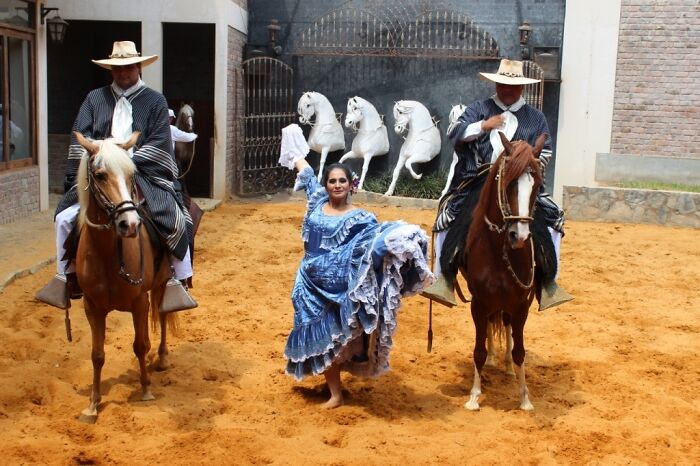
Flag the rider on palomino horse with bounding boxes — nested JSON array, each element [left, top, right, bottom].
[[422, 58, 573, 310], [36, 41, 197, 312]]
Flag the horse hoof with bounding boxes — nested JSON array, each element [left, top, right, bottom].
[[464, 400, 480, 411], [520, 401, 535, 411], [485, 356, 497, 367], [142, 391, 155, 402], [78, 410, 97, 424]]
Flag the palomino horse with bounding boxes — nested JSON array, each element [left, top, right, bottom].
[[463, 132, 546, 411], [340, 96, 390, 190], [174, 103, 196, 183], [385, 100, 441, 196], [297, 91, 345, 181], [74, 132, 175, 423], [441, 104, 466, 198]]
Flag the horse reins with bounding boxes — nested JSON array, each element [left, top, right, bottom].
[[84, 161, 146, 286], [484, 154, 536, 290]]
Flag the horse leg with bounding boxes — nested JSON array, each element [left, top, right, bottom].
[[485, 322, 497, 367], [317, 147, 330, 182], [132, 295, 154, 401], [501, 312, 515, 376], [510, 308, 534, 411], [358, 153, 374, 190], [157, 312, 170, 371], [465, 302, 489, 411], [405, 157, 424, 180], [338, 150, 356, 164], [384, 156, 406, 196], [79, 303, 106, 423]]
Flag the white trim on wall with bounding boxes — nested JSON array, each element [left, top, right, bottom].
[[554, 0, 621, 204]]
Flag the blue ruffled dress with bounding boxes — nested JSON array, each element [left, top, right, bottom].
[[284, 166, 434, 380]]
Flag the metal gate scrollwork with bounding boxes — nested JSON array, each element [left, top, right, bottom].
[[236, 57, 296, 196]]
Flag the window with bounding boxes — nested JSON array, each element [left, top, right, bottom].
[[0, 1, 35, 170]]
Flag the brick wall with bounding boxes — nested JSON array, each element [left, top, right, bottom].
[[611, 0, 700, 158], [227, 26, 247, 197], [0, 166, 40, 224]]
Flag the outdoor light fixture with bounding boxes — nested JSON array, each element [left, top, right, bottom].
[[41, 6, 69, 44], [518, 21, 532, 60], [267, 19, 282, 55]]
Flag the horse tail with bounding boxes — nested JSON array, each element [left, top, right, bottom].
[[488, 311, 506, 344], [150, 285, 180, 336]]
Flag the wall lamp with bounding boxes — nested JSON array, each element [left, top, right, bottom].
[[41, 6, 69, 44], [518, 21, 532, 60]]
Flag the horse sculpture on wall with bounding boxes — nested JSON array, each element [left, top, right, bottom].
[[73, 132, 176, 423], [441, 103, 466, 198], [297, 91, 345, 181], [384, 100, 441, 197], [340, 96, 390, 190], [462, 132, 546, 411]]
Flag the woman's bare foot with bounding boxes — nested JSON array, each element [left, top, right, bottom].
[[321, 395, 344, 409]]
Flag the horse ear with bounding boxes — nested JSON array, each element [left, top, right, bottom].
[[498, 131, 513, 155], [119, 131, 141, 151], [74, 131, 100, 155], [534, 133, 548, 157]]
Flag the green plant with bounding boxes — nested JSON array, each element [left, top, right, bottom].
[[610, 181, 700, 193], [363, 172, 447, 199]]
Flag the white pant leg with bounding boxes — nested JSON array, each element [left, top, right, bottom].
[[432, 230, 447, 278], [56, 203, 80, 274], [548, 227, 562, 280], [171, 246, 193, 280]]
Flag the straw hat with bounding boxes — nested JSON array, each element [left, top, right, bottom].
[[479, 59, 540, 85], [92, 41, 158, 70]]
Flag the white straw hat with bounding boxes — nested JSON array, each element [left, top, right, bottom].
[[479, 59, 540, 85], [92, 41, 158, 70]]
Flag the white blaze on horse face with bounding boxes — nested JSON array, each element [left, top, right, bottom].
[[514, 170, 535, 243], [114, 167, 140, 237]]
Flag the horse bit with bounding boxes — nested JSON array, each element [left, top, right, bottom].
[[483, 154, 536, 290], [84, 162, 145, 286]]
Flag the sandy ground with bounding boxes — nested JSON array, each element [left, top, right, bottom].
[[0, 199, 698, 465]]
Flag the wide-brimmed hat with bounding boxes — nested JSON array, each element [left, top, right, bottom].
[[479, 59, 540, 85], [92, 41, 158, 70]]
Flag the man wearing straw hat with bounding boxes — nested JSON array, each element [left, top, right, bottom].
[[36, 41, 197, 312], [422, 58, 572, 311]]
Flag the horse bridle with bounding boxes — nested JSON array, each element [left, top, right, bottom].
[[483, 154, 536, 289], [84, 158, 145, 286]]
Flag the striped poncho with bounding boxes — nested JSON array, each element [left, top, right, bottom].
[[56, 85, 191, 260]]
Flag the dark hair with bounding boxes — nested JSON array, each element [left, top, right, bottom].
[[321, 163, 353, 186]]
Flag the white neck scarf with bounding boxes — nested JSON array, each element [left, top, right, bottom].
[[488, 95, 522, 162], [111, 79, 145, 151]]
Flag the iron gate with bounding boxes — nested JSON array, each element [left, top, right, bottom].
[[236, 57, 296, 196]]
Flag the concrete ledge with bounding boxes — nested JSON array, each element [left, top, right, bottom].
[[563, 185, 700, 228], [595, 153, 700, 185]]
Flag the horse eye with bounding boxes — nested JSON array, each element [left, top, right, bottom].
[[94, 172, 107, 181]]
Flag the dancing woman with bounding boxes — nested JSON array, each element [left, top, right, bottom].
[[279, 124, 434, 408]]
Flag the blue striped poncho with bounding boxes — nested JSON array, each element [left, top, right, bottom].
[[284, 166, 434, 380], [56, 85, 191, 259]]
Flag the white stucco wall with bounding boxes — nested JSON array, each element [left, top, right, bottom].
[[43, 0, 248, 200], [553, 0, 621, 203]]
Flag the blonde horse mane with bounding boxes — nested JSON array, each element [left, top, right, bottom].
[[76, 138, 137, 228]]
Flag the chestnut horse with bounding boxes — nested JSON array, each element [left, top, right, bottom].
[[74, 132, 175, 423], [463, 132, 546, 411]]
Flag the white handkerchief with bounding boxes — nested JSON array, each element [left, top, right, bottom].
[[489, 111, 518, 162], [279, 123, 310, 169]]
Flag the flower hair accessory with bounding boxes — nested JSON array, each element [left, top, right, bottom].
[[351, 172, 360, 194]]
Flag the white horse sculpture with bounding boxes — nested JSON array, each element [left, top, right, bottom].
[[441, 103, 467, 198], [297, 91, 346, 181], [384, 100, 441, 197], [340, 96, 390, 190]]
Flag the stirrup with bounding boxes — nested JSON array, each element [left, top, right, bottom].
[[539, 281, 574, 311], [421, 274, 457, 308], [160, 278, 198, 313], [35, 274, 71, 310]]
